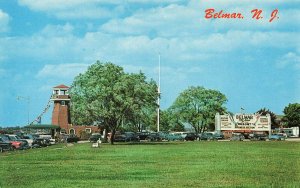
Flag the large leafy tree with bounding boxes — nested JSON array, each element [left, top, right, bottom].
[[70, 61, 158, 144], [158, 110, 173, 132], [169, 86, 227, 134], [282, 103, 300, 137], [159, 109, 185, 132], [256, 108, 279, 128]]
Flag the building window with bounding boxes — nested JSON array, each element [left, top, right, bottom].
[[85, 128, 92, 133], [61, 101, 65, 106], [69, 129, 75, 135]]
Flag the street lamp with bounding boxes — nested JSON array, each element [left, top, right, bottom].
[[17, 96, 30, 125]]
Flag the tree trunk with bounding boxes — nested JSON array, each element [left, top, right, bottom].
[[110, 129, 116, 145]]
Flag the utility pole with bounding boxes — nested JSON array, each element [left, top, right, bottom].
[[157, 53, 161, 132], [17, 96, 30, 125]]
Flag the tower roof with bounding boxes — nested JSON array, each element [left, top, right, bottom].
[[53, 84, 69, 89]]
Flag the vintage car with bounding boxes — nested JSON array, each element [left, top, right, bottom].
[[199, 132, 215, 141], [145, 132, 164, 142], [1, 134, 24, 150], [249, 133, 268, 141], [269, 134, 286, 141], [8, 134, 30, 149], [0, 135, 13, 152], [66, 134, 80, 143], [165, 133, 184, 141], [230, 133, 245, 141], [89, 133, 102, 143], [185, 132, 198, 141]]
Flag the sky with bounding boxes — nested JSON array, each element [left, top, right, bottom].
[[0, 0, 299, 127]]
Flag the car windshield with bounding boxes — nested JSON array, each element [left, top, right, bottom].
[[32, 135, 40, 139], [0, 136, 9, 142], [8, 136, 18, 141], [0, 135, 9, 141], [24, 135, 34, 139]]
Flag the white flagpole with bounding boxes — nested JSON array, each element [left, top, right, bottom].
[[157, 53, 161, 132]]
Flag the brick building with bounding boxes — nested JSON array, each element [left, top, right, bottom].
[[51, 84, 99, 137]]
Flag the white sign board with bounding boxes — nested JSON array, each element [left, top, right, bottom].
[[215, 113, 271, 132]]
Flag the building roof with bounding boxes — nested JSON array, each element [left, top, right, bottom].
[[24, 124, 60, 129], [53, 84, 69, 89]]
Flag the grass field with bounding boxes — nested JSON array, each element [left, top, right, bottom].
[[1, 141, 300, 188]]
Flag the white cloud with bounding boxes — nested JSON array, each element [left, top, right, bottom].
[[125, 63, 203, 80], [18, 0, 117, 19], [0, 9, 10, 33], [101, 3, 201, 37], [37, 63, 90, 78], [40, 23, 74, 37], [17, 0, 183, 20], [100, 0, 299, 39], [276, 52, 300, 69]]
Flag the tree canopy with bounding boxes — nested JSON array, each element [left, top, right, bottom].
[[256, 108, 279, 128], [69, 61, 158, 144], [282, 103, 300, 127], [169, 86, 227, 134]]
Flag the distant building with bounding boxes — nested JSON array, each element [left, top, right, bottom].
[[51, 84, 100, 137]]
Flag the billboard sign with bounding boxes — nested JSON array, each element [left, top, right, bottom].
[[215, 113, 271, 132]]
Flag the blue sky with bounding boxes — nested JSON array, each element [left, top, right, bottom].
[[0, 0, 299, 127]]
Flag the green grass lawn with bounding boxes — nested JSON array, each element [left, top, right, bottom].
[[1, 141, 299, 188]]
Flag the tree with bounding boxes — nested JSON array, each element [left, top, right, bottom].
[[282, 103, 300, 137], [159, 110, 173, 132], [256, 108, 279, 128], [169, 86, 227, 134], [70, 61, 158, 144], [160, 109, 185, 132]]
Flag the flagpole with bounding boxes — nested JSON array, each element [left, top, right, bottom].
[[157, 53, 161, 132]]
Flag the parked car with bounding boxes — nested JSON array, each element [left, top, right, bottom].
[[250, 133, 268, 141], [185, 132, 197, 141], [269, 134, 286, 141], [214, 132, 225, 140], [32, 137, 51, 147], [124, 132, 140, 142], [136, 132, 150, 140], [199, 132, 215, 141], [0, 135, 13, 152], [66, 134, 80, 143], [114, 134, 126, 142], [39, 135, 56, 145], [21, 134, 34, 147], [89, 133, 102, 143], [230, 133, 245, 141], [178, 132, 188, 140], [165, 133, 184, 141], [145, 133, 163, 142], [2, 134, 24, 150]]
